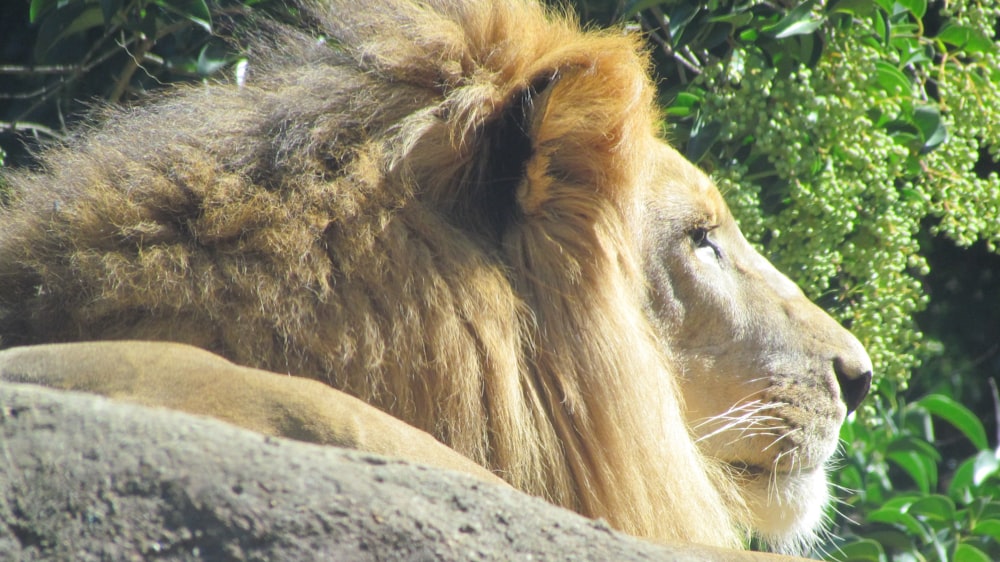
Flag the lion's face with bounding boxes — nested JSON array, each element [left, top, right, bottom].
[[640, 143, 873, 543]]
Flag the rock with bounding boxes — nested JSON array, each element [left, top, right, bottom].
[[0, 383, 798, 561]]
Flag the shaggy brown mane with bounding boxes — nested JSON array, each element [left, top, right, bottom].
[[0, 0, 803, 549]]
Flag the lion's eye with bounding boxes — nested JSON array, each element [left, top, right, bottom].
[[689, 226, 722, 259]]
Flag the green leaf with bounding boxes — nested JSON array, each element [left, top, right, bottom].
[[878, 493, 920, 510], [195, 44, 229, 76], [830, 0, 878, 19], [973, 449, 1000, 485], [686, 117, 722, 164], [954, 543, 992, 562], [887, 448, 937, 493], [666, 92, 700, 117], [29, 0, 60, 22], [908, 494, 956, 522], [99, 0, 122, 24], [829, 538, 887, 562], [972, 519, 1000, 542], [863, 529, 917, 552], [976, 499, 1000, 520], [949, 454, 977, 501], [774, 19, 822, 40], [666, 3, 700, 44], [868, 507, 933, 541], [896, 0, 927, 18], [764, 0, 824, 39], [916, 394, 989, 450], [708, 12, 753, 27], [887, 434, 942, 462], [937, 23, 994, 54], [621, 0, 670, 20], [152, 0, 212, 32], [873, 8, 890, 47], [34, 2, 105, 60], [56, 6, 105, 43], [870, 0, 895, 12], [874, 61, 910, 95], [911, 105, 948, 153]]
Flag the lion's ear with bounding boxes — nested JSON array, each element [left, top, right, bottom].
[[477, 71, 561, 236], [512, 72, 561, 216]]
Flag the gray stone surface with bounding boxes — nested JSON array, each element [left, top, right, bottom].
[[0, 383, 793, 561]]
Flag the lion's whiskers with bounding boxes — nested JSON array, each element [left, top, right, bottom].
[[761, 426, 801, 452], [694, 399, 791, 444]]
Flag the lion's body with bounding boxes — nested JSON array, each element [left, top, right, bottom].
[[0, 0, 872, 554]]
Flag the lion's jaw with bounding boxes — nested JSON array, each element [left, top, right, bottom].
[[640, 143, 872, 552], [743, 467, 832, 553]]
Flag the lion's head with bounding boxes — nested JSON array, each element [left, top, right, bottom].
[[642, 143, 872, 549], [0, 0, 871, 555]]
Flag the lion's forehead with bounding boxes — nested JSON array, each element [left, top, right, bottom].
[[651, 147, 731, 225]]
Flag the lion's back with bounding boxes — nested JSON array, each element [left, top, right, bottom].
[[0, 53, 395, 354]]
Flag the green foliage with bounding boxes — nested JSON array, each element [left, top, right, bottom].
[[0, 0, 283, 161], [595, 0, 1000, 559], [832, 396, 1000, 560], [26, 0, 238, 76]]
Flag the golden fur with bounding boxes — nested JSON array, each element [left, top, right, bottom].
[[0, 0, 872, 553]]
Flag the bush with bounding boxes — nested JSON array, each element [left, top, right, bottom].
[[0, 0, 279, 163]]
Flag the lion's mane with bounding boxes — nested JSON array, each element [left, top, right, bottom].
[[0, 0, 749, 548]]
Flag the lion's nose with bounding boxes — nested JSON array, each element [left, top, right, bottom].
[[834, 354, 872, 414]]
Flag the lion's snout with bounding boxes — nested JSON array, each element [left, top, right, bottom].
[[834, 353, 872, 414]]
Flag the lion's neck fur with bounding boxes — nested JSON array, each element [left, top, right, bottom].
[[321, 0, 753, 546]]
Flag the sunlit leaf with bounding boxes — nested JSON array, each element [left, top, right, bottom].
[[916, 394, 989, 450], [196, 44, 230, 76], [937, 24, 994, 54], [971, 519, 1000, 542], [152, 0, 212, 32], [908, 494, 956, 522], [775, 18, 822, 39], [870, 0, 895, 12], [868, 507, 933, 542], [666, 91, 700, 117], [830, 0, 878, 19], [954, 543, 992, 562], [828, 538, 887, 562], [874, 61, 910, 95], [764, 0, 823, 39], [896, 0, 927, 19], [973, 450, 999, 485]]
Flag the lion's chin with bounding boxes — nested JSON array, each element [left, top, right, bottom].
[[740, 466, 830, 555]]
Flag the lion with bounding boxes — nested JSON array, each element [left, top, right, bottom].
[[0, 0, 872, 555]]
